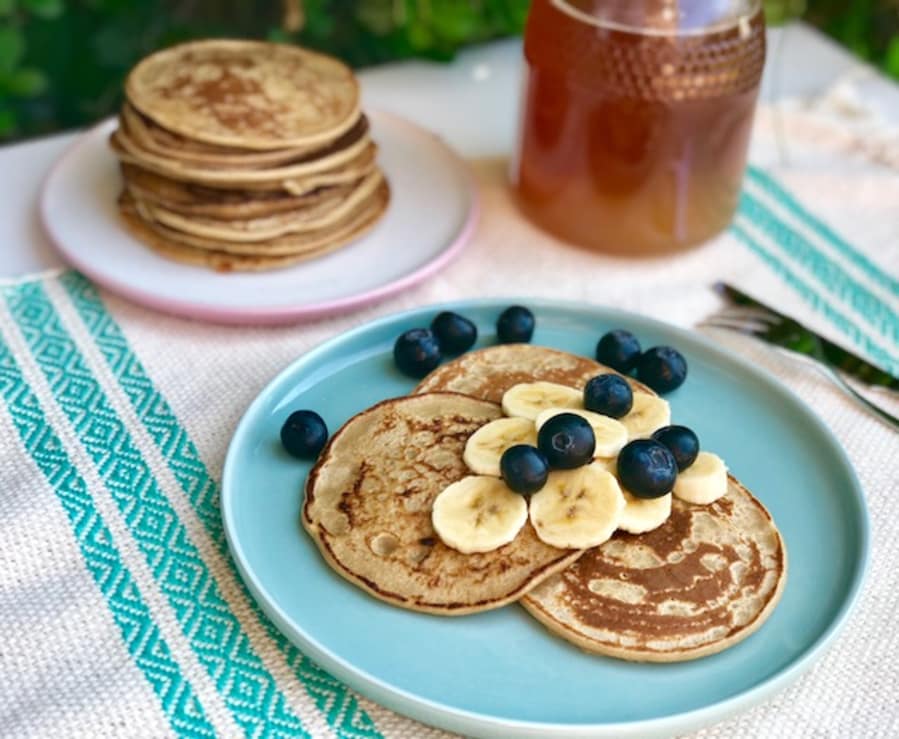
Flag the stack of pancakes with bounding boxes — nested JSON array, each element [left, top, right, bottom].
[[303, 345, 787, 662], [110, 39, 389, 272]]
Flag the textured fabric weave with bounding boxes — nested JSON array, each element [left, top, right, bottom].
[[0, 103, 897, 738]]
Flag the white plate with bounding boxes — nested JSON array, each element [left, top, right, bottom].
[[40, 110, 477, 324]]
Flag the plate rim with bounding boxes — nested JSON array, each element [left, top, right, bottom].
[[221, 297, 871, 737], [38, 110, 478, 325]]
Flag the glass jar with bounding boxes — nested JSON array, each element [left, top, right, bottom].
[[512, 0, 766, 254]]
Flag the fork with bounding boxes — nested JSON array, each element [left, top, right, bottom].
[[699, 283, 899, 431]]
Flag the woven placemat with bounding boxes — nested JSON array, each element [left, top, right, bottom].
[[1, 103, 897, 737]]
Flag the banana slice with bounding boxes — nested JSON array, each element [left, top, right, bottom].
[[673, 451, 728, 504], [432, 476, 528, 554], [502, 382, 582, 420], [618, 491, 672, 534], [463, 417, 538, 476], [591, 458, 671, 533], [528, 463, 625, 549], [593, 456, 617, 475], [620, 393, 671, 439], [535, 407, 628, 458]]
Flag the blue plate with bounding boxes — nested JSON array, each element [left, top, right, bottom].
[[222, 300, 869, 737]]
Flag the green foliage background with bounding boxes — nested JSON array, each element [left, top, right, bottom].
[[1, 0, 897, 142]]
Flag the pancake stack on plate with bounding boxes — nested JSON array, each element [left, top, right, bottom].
[[109, 39, 389, 272]]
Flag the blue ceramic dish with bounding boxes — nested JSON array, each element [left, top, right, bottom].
[[222, 300, 869, 737]]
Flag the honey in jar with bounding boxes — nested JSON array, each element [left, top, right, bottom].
[[512, 0, 766, 254]]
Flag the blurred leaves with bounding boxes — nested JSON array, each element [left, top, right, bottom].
[[0, 5, 50, 139], [4, 66, 45, 94], [765, 0, 807, 26], [1, 0, 897, 142], [887, 36, 899, 77], [805, 0, 899, 73], [22, 0, 63, 19], [295, 0, 530, 64], [0, 26, 24, 72]]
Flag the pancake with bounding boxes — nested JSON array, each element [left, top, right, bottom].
[[133, 169, 384, 241], [121, 164, 362, 220], [109, 121, 372, 185], [414, 344, 653, 403], [116, 109, 369, 173], [123, 178, 388, 256], [125, 39, 360, 150], [119, 102, 330, 168], [521, 475, 787, 661], [118, 182, 388, 271], [302, 393, 584, 615], [120, 135, 377, 202], [113, 136, 377, 194]]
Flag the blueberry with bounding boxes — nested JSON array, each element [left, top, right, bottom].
[[496, 305, 535, 344], [500, 444, 549, 495], [393, 328, 442, 378], [280, 410, 328, 460], [430, 311, 477, 355], [636, 346, 688, 393], [617, 439, 677, 499], [596, 329, 642, 373], [537, 413, 596, 469], [583, 374, 633, 418], [652, 425, 700, 471]]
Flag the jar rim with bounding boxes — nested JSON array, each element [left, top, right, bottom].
[[550, 0, 764, 37]]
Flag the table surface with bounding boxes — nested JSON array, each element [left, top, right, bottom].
[[1, 22, 897, 279], [1, 20, 897, 739]]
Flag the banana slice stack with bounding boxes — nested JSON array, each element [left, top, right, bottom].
[[432, 380, 729, 555]]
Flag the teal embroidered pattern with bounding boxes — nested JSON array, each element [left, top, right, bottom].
[[0, 331, 216, 739], [747, 166, 899, 297], [4, 282, 312, 738], [740, 192, 899, 347], [60, 271, 385, 739], [730, 222, 899, 376]]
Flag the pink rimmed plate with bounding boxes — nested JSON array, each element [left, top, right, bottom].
[[40, 110, 477, 324]]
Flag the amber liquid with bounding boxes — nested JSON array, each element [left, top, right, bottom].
[[513, 0, 766, 254]]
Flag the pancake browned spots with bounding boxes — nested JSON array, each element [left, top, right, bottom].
[[414, 344, 653, 404], [302, 393, 584, 615], [126, 39, 360, 150], [521, 475, 787, 662]]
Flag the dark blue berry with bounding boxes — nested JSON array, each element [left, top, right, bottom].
[[393, 328, 442, 378], [280, 410, 328, 460], [430, 311, 477, 355], [651, 425, 699, 471], [537, 413, 595, 470], [496, 306, 535, 344], [583, 374, 633, 418], [617, 439, 677, 499], [596, 329, 642, 373], [500, 444, 549, 495], [636, 346, 688, 393]]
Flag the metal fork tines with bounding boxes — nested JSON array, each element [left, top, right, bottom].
[[700, 290, 899, 431], [701, 306, 780, 336]]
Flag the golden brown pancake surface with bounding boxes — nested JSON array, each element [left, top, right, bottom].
[[521, 475, 787, 661], [126, 39, 360, 149], [414, 344, 652, 404], [302, 393, 583, 615]]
